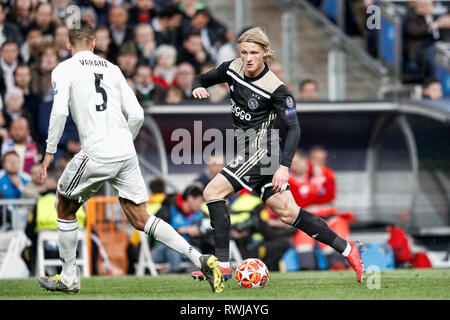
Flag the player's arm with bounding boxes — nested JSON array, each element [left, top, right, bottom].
[[41, 67, 70, 182], [117, 66, 144, 140], [271, 85, 301, 192], [192, 60, 232, 99]]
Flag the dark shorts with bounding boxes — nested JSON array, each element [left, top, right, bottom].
[[220, 148, 289, 202]]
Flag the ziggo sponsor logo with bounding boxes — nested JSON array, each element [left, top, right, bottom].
[[231, 99, 252, 121]]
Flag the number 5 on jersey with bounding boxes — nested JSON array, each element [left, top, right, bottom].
[[94, 73, 107, 112]]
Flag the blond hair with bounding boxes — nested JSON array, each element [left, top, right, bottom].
[[237, 27, 276, 61]]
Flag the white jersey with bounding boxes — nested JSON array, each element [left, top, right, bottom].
[[46, 50, 144, 163]]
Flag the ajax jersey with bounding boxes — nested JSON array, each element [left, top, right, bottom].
[[46, 50, 144, 163]]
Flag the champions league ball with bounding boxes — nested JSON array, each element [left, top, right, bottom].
[[235, 258, 269, 288]]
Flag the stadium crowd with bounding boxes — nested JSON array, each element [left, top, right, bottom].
[[0, 0, 238, 198], [308, 0, 450, 91], [0, 0, 326, 202]]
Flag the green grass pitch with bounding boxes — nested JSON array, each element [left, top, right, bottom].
[[1, 269, 449, 300]]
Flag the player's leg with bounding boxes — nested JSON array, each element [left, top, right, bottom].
[[119, 198, 202, 268], [37, 193, 83, 293], [56, 193, 83, 284], [265, 190, 364, 282], [202, 173, 235, 275], [318, 216, 350, 269], [113, 155, 224, 292], [37, 153, 97, 293]]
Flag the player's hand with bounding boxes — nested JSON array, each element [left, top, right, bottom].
[[272, 165, 289, 193], [192, 87, 209, 99], [40, 153, 54, 184]]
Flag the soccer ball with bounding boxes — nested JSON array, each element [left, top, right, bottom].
[[235, 258, 269, 288]]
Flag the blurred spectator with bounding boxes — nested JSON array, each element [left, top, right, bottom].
[[2, 88, 34, 131], [30, 43, 59, 99], [7, 0, 34, 36], [189, 8, 228, 62], [422, 78, 443, 100], [269, 61, 294, 93], [179, 0, 205, 38], [404, 0, 450, 81], [309, 145, 336, 206], [180, 0, 205, 19], [52, 0, 70, 21], [53, 24, 70, 61], [288, 150, 319, 208], [80, 4, 98, 29], [289, 149, 351, 271], [20, 28, 44, 65], [152, 44, 177, 88], [88, 0, 111, 27], [0, 111, 8, 145], [164, 85, 183, 104], [177, 31, 211, 73], [175, 62, 195, 100], [152, 184, 206, 273], [14, 64, 40, 137], [309, 145, 327, 167], [94, 26, 113, 62], [0, 3, 24, 47], [117, 41, 138, 78], [199, 62, 229, 103], [128, 0, 157, 25], [108, 5, 134, 62], [1, 117, 39, 174], [0, 150, 30, 199], [349, 0, 377, 56], [21, 162, 46, 199], [214, 39, 237, 66], [133, 64, 166, 104], [297, 79, 319, 101], [28, 2, 57, 43], [0, 41, 20, 94], [193, 152, 225, 189], [152, 3, 183, 47], [134, 23, 157, 66]]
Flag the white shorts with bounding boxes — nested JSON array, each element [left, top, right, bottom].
[[57, 152, 149, 204]]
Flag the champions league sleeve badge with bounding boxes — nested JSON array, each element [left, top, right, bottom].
[[285, 96, 296, 116]]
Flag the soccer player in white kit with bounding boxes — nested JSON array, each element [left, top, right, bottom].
[[37, 21, 224, 293]]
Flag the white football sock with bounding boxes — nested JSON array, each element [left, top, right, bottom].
[[144, 215, 202, 268], [57, 218, 78, 285], [341, 242, 352, 257]]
